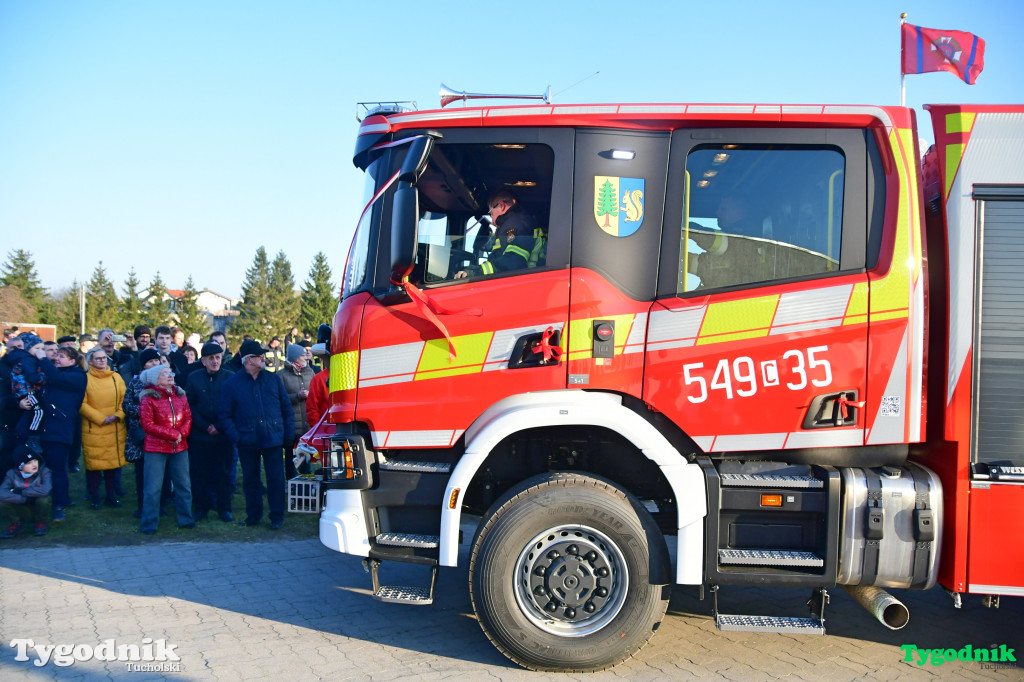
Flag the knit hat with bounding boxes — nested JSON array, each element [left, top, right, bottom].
[[140, 365, 165, 387], [15, 444, 43, 470], [201, 341, 223, 358], [138, 348, 161, 368], [17, 332, 43, 350], [286, 344, 305, 363], [134, 325, 152, 339]]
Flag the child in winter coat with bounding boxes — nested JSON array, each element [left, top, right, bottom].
[[0, 446, 53, 537]]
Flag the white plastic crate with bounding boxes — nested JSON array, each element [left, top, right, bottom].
[[288, 476, 322, 514]]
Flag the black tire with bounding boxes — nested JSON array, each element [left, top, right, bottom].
[[468, 472, 670, 672]]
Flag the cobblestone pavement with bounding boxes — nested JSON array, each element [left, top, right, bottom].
[[1, 536, 1021, 681]]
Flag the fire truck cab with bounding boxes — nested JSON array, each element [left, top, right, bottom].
[[294, 94, 1024, 672]]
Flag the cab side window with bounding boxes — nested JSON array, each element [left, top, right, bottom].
[[680, 145, 845, 293], [409, 142, 554, 285]]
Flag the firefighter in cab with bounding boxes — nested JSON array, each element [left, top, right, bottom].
[[455, 189, 538, 278]]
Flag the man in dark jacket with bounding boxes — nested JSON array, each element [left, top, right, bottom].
[[31, 347, 87, 521], [185, 342, 235, 522], [218, 340, 293, 529]]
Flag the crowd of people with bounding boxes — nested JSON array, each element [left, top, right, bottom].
[[0, 324, 326, 538]]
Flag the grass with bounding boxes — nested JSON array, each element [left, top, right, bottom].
[[1, 460, 321, 547]]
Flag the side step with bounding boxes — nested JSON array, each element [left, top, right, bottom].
[[716, 614, 825, 635], [719, 549, 823, 567], [378, 458, 452, 474], [720, 473, 823, 488], [712, 586, 829, 635], [376, 532, 439, 549], [366, 559, 438, 605]]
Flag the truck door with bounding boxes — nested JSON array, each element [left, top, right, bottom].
[[565, 130, 670, 393], [645, 128, 877, 454], [353, 128, 573, 448]]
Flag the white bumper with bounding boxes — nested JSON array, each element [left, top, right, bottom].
[[318, 489, 370, 556]]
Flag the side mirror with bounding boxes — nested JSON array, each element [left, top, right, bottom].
[[390, 183, 419, 283], [390, 133, 440, 285], [398, 134, 437, 184]]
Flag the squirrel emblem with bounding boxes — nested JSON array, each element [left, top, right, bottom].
[[621, 189, 644, 223]]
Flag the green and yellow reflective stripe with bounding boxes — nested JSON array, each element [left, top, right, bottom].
[[697, 295, 778, 345], [415, 331, 493, 379], [481, 261, 495, 275], [844, 282, 869, 326], [566, 314, 639, 359], [330, 350, 359, 392]]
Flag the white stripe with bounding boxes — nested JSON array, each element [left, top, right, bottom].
[[692, 435, 715, 451], [785, 429, 864, 448], [753, 105, 783, 115], [617, 105, 688, 114], [781, 105, 824, 115], [648, 306, 706, 345], [821, 105, 894, 130], [360, 341, 423, 381], [770, 284, 852, 335], [552, 105, 619, 114], [371, 431, 388, 448], [625, 312, 648, 348], [686, 105, 755, 114], [485, 106, 552, 116], [968, 584, 1024, 596], [359, 374, 415, 388], [713, 433, 788, 451], [647, 339, 697, 352], [358, 123, 390, 134], [392, 110, 478, 123], [384, 430, 458, 447], [867, 329, 909, 445]]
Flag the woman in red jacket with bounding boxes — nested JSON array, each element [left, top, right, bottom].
[[139, 365, 194, 535]]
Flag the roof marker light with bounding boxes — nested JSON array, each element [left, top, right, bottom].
[[611, 149, 636, 160]]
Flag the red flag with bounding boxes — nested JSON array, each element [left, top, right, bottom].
[[902, 23, 985, 84]]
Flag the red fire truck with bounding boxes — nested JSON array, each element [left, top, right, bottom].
[[291, 90, 1024, 671]]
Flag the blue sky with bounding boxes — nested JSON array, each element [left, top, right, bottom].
[[1, 0, 1021, 300]]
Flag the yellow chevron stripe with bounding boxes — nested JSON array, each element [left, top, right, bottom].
[[697, 295, 778, 345], [566, 314, 637, 359], [415, 331, 493, 379], [844, 281, 869, 326], [867, 129, 913, 323], [330, 351, 359, 392]]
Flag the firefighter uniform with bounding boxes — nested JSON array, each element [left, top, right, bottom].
[[463, 206, 538, 277]]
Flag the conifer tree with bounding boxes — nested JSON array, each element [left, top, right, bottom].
[[0, 249, 47, 317], [86, 262, 120, 333], [49, 283, 83, 338], [175, 275, 209, 335], [298, 251, 336, 335], [268, 250, 298, 337], [231, 246, 272, 342], [118, 268, 146, 330], [144, 271, 171, 328]]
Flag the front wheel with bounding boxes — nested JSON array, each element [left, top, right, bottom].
[[469, 473, 670, 672]]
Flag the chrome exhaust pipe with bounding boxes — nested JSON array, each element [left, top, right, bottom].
[[842, 585, 910, 630]]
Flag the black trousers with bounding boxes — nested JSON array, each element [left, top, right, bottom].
[[189, 440, 234, 514]]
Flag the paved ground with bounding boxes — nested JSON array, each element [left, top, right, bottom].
[[1, 534, 1021, 681]]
